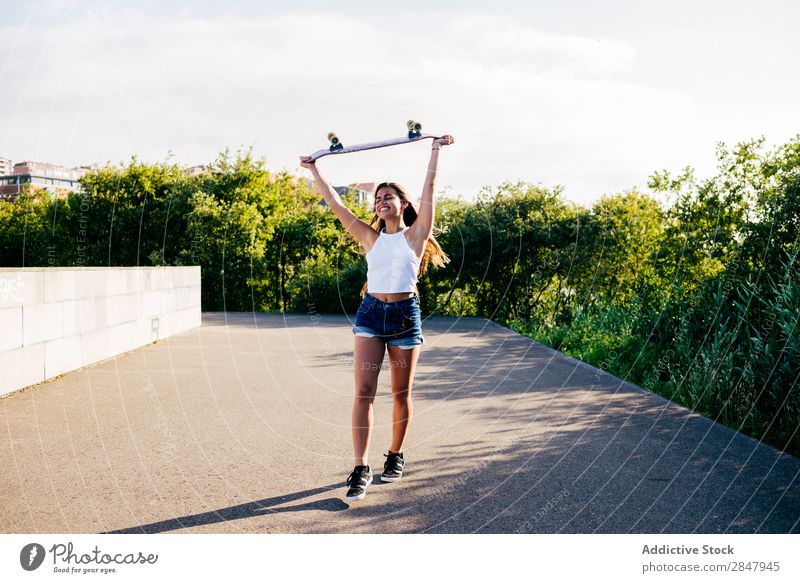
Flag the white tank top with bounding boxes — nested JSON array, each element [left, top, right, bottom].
[[366, 227, 421, 293]]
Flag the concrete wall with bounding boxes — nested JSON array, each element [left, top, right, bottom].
[[0, 267, 201, 396]]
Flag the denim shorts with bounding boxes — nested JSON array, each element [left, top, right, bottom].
[[352, 292, 425, 349]]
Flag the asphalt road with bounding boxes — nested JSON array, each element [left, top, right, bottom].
[[1, 312, 798, 533]]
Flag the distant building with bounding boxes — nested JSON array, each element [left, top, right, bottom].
[[303, 178, 375, 208], [0, 156, 11, 176], [0, 161, 86, 200], [185, 165, 207, 176], [334, 182, 376, 206]]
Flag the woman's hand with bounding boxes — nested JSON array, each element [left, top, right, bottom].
[[299, 155, 316, 170], [432, 135, 454, 149]]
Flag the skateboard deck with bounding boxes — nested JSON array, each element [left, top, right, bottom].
[[306, 120, 443, 162]]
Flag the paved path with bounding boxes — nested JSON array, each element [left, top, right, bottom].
[[1, 313, 798, 533]]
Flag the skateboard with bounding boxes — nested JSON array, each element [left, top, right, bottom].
[[306, 120, 444, 162]]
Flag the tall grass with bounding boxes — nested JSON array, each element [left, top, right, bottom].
[[505, 255, 800, 457]]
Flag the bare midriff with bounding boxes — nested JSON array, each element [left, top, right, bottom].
[[368, 291, 416, 303]]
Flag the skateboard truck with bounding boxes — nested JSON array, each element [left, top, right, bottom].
[[327, 132, 343, 152], [306, 120, 445, 163]]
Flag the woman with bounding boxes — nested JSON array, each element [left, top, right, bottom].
[[300, 133, 454, 501]]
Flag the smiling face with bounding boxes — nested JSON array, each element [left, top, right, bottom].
[[375, 185, 407, 219]]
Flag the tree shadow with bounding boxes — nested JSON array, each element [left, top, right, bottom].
[[289, 398, 800, 534], [181, 312, 800, 533]]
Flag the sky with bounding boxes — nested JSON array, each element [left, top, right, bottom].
[[1, 0, 799, 206]]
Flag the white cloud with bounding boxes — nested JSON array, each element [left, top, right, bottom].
[[448, 14, 636, 78], [0, 6, 797, 206]]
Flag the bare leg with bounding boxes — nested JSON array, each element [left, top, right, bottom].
[[352, 336, 386, 466], [386, 344, 421, 453]]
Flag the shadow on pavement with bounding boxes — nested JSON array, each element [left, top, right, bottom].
[[3, 312, 797, 535], [178, 313, 800, 533], [105, 484, 348, 534]]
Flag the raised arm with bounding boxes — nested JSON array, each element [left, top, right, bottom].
[[299, 156, 374, 247], [416, 135, 455, 240]]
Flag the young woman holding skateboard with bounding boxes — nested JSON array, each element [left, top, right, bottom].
[[300, 133, 454, 501]]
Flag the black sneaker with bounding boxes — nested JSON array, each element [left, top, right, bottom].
[[381, 451, 404, 482], [345, 465, 372, 501]]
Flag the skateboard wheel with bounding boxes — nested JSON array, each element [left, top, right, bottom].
[[327, 132, 343, 151], [406, 119, 422, 138]]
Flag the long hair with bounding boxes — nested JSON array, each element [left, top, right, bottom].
[[359, 182, 449, 298]]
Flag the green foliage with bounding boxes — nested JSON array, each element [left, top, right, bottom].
[[77, 157, 193, 267], [288, 243, 366, 314], [1, 135, 798, 455], [435, 181, 580, 321], [508, 135, 800, 456], [586, 190, 664, 304]]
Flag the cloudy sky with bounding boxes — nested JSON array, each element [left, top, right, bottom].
[[1, 0, 799, 205]]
